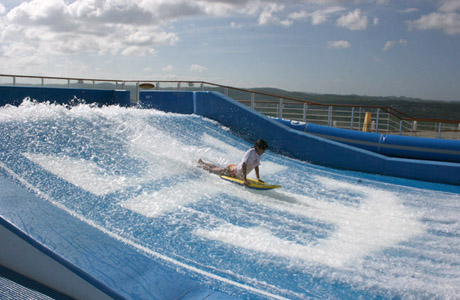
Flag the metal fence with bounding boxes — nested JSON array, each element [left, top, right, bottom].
[[1, 74, 459, 140]]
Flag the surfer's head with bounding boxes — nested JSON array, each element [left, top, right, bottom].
[[255, 139, 268, 155]]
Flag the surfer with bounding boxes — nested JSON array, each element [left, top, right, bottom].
[[198, 139, 268, 186]]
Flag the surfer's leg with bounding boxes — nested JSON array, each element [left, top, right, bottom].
[[197, 159, 217, 169], [198, 159, 226, 175]]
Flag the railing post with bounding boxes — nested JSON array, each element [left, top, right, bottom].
[[328, 106, 332, 127], [358, 107, 362, 129], [92, 81, 95, 88], [13, 76, 16, 86], [224, 88, 229, 96], [200, 83, 204, 91], [177, 82, 181, 90], [67, 79, 70, 88], [438, 122, 442, 138], [375, 108, 380, 133], [399, 121, 403, 135], [156, 82, 160, 90], [41, 78, 44, 87], [251, 93, 255, 109], [279, 98, 283, 119], [303, 103, 307, 122], [350, 107, 355, 130], [122, 82, 125, 90], [136, 82, 140, 104]]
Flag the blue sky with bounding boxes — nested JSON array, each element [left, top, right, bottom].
[[1, 0, 459, 101]]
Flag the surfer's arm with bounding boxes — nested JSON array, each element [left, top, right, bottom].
[[255, 166, 264, 183]]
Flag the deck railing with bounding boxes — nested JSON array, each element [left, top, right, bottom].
[[1, 74, 459, 140]]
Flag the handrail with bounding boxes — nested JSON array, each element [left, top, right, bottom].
[[1, 74, 459, 139]]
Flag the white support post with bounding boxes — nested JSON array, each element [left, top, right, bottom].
[[376, 108, 380, 132], [303, 103, 307, 122], [350, 107, 355, 130], [279, 98, 284, 119], [328, 106, 332, 127]]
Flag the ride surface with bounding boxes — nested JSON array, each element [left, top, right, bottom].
[[1, 100, 460, 299]]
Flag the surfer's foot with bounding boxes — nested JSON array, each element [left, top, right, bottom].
[[197, 159, 206, 168]]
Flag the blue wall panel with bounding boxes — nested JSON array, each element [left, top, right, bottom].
[[140, 91, 194, 114], [0, 86, 130, 107]]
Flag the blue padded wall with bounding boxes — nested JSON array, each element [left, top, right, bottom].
[[140, 91, 194, 114]]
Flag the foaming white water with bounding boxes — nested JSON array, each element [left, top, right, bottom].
[[196, 176, 424, 268], [121, 177, 217, 217], [23, 153, 156, 196]]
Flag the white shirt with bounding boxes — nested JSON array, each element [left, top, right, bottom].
[[234, 148, 261, 179]]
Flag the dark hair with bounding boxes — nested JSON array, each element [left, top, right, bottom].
[[255, 139, 268, 150]]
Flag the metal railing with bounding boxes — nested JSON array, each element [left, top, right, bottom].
[[1, 73, 459, 140]]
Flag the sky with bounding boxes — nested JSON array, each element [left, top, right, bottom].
[[0, 0, 460, 101]]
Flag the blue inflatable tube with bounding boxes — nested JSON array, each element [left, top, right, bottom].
[[275, 119, 460, 163]]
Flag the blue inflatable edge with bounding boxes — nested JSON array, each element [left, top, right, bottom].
[[274, 118, 460, 163], [140, 90, 460, 186]]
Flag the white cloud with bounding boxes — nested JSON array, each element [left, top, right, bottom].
[[312, 6, 346, 25], [399, 8, 419, 14], [258, 3, 292, 27], [163, 65, 174, 72], [289, 6, 345, 25], [408, 0, 460, 35], [337, 9, 369, 30], [0, 0, 180, 60], [408, 12, 460, 35], [328, 40, 351, 49], [383, 39, 408, 51], [190, 64, 208, 72], [373, 17, 379, 25], [0, 3, 6, 15], [289, 10, 309, 20], [439, 0, 460, 12], [383, 40, 395, 51], [121, 46, 156, 56], [231, 21, 243, 29]]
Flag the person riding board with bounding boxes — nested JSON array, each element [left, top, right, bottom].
[[198, 139, 268, 187]]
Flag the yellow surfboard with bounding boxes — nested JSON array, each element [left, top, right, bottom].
[[220, 175, 282, 190]]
